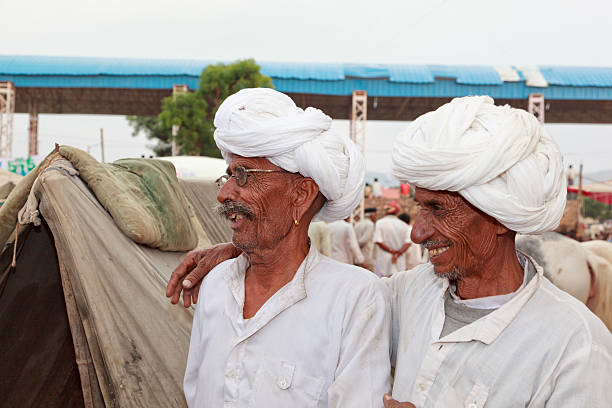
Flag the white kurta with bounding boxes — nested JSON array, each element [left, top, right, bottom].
[[403, 225, 423, 270], [372, 181, 382, 197], [308, 221, 331, 257], [373, 215, 412, 277], [354, 218, 375, 266], [328, 220, 365, 265], [184, 246, 391, 408], [385, 256, 612, 407]]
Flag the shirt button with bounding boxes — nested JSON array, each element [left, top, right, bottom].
[[277, 378, 289, 389], [226, 369, 236, 378], [418, 383, 426, 391]]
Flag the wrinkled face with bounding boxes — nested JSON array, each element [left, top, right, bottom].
[[412, 187, 500, 280], [216, 155, 297, 252]]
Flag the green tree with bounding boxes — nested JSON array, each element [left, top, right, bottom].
[[583, 196, 612, 221], [127, 59, 273, 157]]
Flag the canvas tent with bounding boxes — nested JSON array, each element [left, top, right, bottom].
[[159, 155, 227, 180], [568, 180, 612, 205], [0, 147, 231, 407], [0, 168, 22, 205]]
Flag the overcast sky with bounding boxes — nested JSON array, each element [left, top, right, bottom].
[[4, 0, 612, 179]]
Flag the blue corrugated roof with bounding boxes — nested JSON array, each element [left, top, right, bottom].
[[2, 55, 612, 100], [539, 66, 612, 87], [387, 65, 433, 83], [0, 55, 210, 76], [429, 65, 502, 85], [259, 61, 344, 80]]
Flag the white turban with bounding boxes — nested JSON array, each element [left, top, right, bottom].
[[392, 95, 566, 234], [214, 88, 364, 222]]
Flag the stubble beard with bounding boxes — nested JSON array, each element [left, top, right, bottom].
[[433, 266, 465, 282]]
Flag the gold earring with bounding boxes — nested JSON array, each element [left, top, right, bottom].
[[294, 219, 299, 226]]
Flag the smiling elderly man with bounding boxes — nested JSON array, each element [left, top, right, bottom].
[[178, 88, 391, 408], [170, 96, 612, 407]]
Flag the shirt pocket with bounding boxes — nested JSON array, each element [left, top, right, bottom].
[[434, 382, 489, 408], [249, 358, 325, 408]]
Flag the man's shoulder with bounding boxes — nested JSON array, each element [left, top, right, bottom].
[[531, 278, 612, 344], [202, 257, 240, 288], [309, 255, 388, 296], [385, 262, 439, 298]]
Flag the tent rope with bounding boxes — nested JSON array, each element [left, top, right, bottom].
[[11, 221, 18, 268]]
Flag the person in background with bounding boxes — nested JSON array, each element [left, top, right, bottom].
[[364, 182, 372, 198], [372, 178, 383, 198], [373, 201, 412, 277], [328, 217, 366, 267], [308, 221, 331, 257], [567, 164, 576, 186], [355, 207, 377, 270], [397, 213, 423, 269]]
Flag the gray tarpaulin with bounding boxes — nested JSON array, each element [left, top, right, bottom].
[[33, 162, 194, 406], [0, 147, 236, 407], [179, 179, 232, 245], [0, 151, 238, 407]]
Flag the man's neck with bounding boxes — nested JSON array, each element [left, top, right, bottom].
[[455, 241, 524, 300], [242, 232, 310, 318]]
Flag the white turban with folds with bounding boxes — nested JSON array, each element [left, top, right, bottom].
[[392, 95, 566, 234], [214, 88, 364, 222]]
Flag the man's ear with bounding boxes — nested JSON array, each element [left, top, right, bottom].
[[493, 218, 511, 236], [292, 177, 319, 207], [291, 177, 321, 220]]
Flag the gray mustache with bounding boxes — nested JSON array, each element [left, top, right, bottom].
[[215, 201, 256, 221], [422, 240, 450, 249]]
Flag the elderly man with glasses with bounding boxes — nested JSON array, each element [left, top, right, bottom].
[[179, 88, 391, 408]]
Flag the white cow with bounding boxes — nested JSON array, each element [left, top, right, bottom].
[[516, 232, 612, 331]]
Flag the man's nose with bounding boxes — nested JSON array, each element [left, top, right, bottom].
[[411, 214, 432, 244], [217, 177, 238, 204]]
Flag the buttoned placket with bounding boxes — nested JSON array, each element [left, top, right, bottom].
[[221, 251, 312, 406], [410, 255, 544, 407], [410, 278, 452, 406]]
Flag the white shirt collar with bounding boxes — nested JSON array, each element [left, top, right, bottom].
[[222, 245, 318, 343], [448, 251, 535, 310], [438, 251, 544, 345]]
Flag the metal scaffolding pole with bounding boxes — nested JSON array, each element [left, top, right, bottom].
[[528, 93, 545, 123], [28, 98, 39, 156], [350, 90, 367, 222], [0, 81, 15, 157]]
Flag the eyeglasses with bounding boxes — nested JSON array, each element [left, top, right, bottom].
[[215, 166, 286, 189]]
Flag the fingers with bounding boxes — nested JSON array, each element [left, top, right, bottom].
[[183, 286, 193, 308], [192, 281, 201, 304], [382, 394, 416, 408], [167, 242, 240, 307], [183, 260, 212, 290], [170, 281, 183, 304], [166, 252, 198, 297], [182, 243, 241, 289]]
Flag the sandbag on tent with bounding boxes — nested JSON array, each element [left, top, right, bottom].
[[0, 153, 227, 407], [0, 146, 200, 252]]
